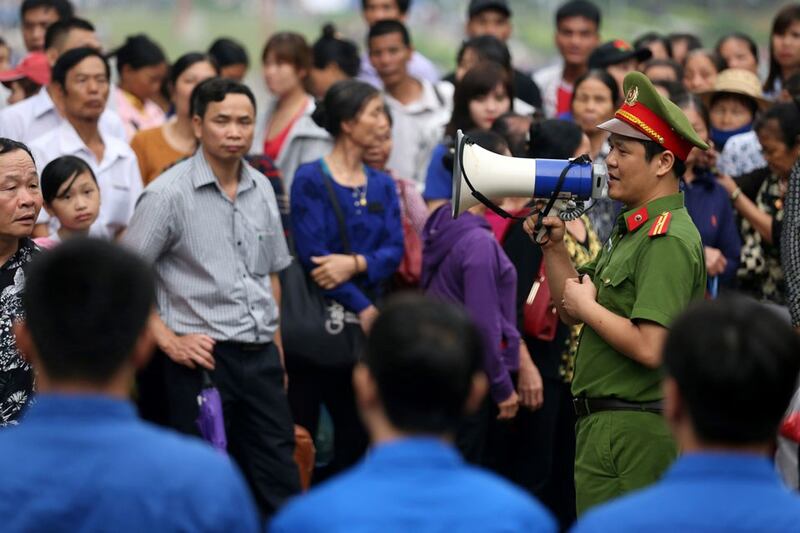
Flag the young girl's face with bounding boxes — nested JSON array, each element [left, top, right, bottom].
[[263, 53, 305, 98], [46, 171, 100, 232], [469, 83, 511, 131]]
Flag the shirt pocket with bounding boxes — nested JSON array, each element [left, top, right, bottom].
[[244, 224, 275, 277], [597, 267, 636, 316]]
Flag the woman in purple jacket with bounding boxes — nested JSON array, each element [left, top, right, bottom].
[[421, 131, 521, 463]]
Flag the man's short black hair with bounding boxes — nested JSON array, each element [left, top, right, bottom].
[[44, 17, 95, 51], [555, 0, 601, 28], [21, 0, 74, 20], [634, 32, 673, 58], [367, 19, 411, 48], [663, 297, 800, 445], [0, 138, 35, 166], [23, 239, 156, 385], [190, 77, 256, 119], [51, 47, 109, 89], [639, 140, 686, 179], [361, 0, 411, 15], [364, 295, 483, 434]]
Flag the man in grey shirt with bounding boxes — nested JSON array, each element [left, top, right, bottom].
[[124, 78, 300, 517]]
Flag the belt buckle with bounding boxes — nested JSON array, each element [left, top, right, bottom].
[[573, 397, 591, 417]]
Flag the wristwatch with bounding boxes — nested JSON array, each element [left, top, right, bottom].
[[730, 186, 742, 202]]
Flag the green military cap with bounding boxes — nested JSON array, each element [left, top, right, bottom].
[[598, 71, 709, 160]]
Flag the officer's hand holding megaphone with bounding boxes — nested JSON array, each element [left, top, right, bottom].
[[522, 213, 565, 247]]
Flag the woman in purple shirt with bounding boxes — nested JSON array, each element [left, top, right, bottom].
[[421, 131, 520, 463], [676, 94, 742, 289]]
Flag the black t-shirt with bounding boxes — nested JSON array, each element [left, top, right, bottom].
[[442, 68, 543, 111], [501, 220, 568, 380]]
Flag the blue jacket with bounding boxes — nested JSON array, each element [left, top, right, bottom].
[[0, 394, 259, 533], [271, 437, 557, 532], [291, 160, 404, 313], [573, 452, 800, 533], [683, 169, 742, 285]]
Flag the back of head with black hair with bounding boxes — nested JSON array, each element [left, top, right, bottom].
[[634, 32, 672, 58], [672, 92, 710, 134], [21, 0, 73, 20], [169, 52, 219, 87], [365, 294, 483, 434], [41, 155, 97, 205], [457, 34, 512, 72], [0, 138, 35, 165], [641, 58, 684, 83], [465, 129, 509, 156], [313, 24, 360, 78], [361, 0, 411, 14], [492, 112, 532, 157], [111, 34, 167, 76], [208, 38, 249, 69], [784, 72, 800, 100], [367, 19, 411, 48], [44, 17, 94, 51], [190, 77, 256, 119], [754, 102, 800, 149], [23, 238, 156, 385], [555, 0, 601, 28], [51, 46, 109, 89], [663, 297, 800, 445], [668, 32, 703, 53], [311, 79, 379, 137], [654, 79, 688, 102], [529, 119, 583, 159]]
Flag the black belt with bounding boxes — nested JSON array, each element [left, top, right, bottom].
[[573, 397, 663, 417], [216, 341, 271, 352]]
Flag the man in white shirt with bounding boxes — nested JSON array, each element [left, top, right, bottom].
[[533, 1, 600, 118], [0, 17, 125, 144], [357, 0, 439, 89], [30, 47, 142, 240], [368, 20, 449, 184]]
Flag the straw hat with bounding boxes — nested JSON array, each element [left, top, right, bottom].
[[700, 68, 771, 110]]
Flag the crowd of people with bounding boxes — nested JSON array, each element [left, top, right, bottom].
[[1, 0, 800, 531]]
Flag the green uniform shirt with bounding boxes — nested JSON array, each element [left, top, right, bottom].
[[572, 192, 706, 402]]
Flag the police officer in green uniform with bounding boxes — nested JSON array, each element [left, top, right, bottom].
[[524, 72, 708, 515]]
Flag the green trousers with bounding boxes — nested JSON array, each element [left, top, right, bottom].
[[575, 410, 677, 516]]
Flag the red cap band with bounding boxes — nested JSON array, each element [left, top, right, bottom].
[[615, 102, 693, 161]]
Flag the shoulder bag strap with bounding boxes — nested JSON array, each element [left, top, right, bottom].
[[320, 160, 352, 253]]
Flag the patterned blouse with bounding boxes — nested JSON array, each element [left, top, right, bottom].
[[560, 216, 603, 383], [0, 239, 38, 425], [737, 174, 785, 304], [781, 160, 800, 327]]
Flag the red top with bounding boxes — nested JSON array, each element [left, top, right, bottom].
[[556, 82, 573, 116], [263, 99, 308, 160]]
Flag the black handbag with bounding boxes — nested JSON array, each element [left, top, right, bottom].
[[280, 172, 365, 369]]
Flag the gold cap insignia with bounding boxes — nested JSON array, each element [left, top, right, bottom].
[[624, 86, 639, 106]]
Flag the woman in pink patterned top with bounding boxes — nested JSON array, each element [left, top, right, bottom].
[[110, 35, 168, 141], [363, 127, 428, 235]]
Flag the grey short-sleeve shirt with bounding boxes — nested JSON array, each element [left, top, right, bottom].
[[124, 150, 291, 343]]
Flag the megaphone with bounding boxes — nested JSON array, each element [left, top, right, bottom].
[[452, 130, 608, 241]]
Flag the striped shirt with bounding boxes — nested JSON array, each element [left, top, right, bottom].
[[124, 149, 291, 343]]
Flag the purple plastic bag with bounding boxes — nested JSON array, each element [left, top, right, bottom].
[[196, 371, 227, 453]]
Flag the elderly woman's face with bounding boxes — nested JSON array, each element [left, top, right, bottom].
[[0, 149, 42, 238], [757, 119, 800, 180]]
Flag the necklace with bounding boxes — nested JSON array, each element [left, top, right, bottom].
[[352, 174, 368, 213]]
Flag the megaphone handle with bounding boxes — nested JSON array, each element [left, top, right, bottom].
[[533, 200, 567, 245]]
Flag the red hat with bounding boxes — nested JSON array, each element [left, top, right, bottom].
[[0, 53, 51, 86]]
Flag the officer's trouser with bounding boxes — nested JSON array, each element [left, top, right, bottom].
[[574, 410, 677, 515]]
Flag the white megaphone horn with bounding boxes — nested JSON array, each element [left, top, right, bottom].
[[451, 130, 608, 235]]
